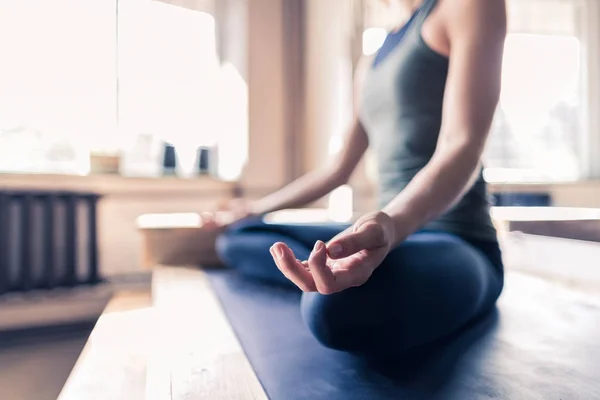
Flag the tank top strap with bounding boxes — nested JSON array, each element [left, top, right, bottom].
[[414, 0, 439, 27]]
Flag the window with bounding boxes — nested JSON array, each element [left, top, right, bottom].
[[0, 0, 116, 175], [358, 0, 594, 183], [0, 0, 248, 180], [484, 0, 586, 183]]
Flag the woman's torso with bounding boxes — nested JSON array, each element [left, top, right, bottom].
[[359, 0, 498, 242]]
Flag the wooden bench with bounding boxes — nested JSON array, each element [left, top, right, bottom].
[[58, 266, 266, 400], [59, 261, 600, 399], [492, 207, 600, 292], [57, 289, 153, 400], [492, 206, 600, 242]]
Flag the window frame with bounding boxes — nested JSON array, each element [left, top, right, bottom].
[[578, 0, 600, 179]]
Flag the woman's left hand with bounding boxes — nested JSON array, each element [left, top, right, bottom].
[[269, 211, 396, 294]]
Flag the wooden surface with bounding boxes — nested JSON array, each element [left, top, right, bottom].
[[58, 290, 153, 400], [139, 228, 223, 268], [0, 327, 91, 400], [59, 268, 266, 400], [148, 266, 266, 400], [492, 207, 600, 242], [0, 286, 112, 332], [491, 206, 600, 221], [0, 173, 233, 196], [61, 209, 600, 399], [499, 232, 600, 294]]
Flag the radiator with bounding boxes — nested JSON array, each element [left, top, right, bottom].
[[0, 191, 101, 295]]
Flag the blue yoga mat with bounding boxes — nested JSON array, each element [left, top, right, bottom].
[[205, 270, 491, 399], [205, 269, 600, 400]]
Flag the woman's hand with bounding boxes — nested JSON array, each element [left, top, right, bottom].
[[269, 211, 396, 294], [201, 198, 257, 228]]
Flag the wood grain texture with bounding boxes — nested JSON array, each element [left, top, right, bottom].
[[149, 266, 267, 400], [58, 290, 153, 400], [59, 268, 265, 400]]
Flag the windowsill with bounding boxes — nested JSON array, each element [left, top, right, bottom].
[[488, 180, 600, 193], [0, 172, 236, 196], [1, 172, 597, 198], [354, 180, 600, 192]]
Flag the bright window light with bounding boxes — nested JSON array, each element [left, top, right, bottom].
[[328, 185, 354, 223], [485, 33, 582, 182], [362, 28, 387, 56], [0, 0, 249, 179]]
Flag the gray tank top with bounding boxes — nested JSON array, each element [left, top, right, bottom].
[[359, 0, 497, 242]]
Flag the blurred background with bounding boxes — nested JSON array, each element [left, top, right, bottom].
[[1, 0, 599, 399]]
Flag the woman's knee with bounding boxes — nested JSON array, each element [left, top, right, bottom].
[[215, 231, 242, 265], [301, 292, 361, 352]]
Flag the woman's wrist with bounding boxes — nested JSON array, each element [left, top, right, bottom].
[[250, 199, 272, 217], [381, 209, 417, 248]]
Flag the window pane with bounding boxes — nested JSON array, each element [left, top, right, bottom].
[[0, 0, 116, 174], [117, 0, 248, 179], [484, 0, 585, 183], [0, 0, 248, 180]]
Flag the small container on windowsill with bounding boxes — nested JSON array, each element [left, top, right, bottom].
[[162, 143, 178, 176], [89, 153, 121, 175], [195, 145, 219, 177]]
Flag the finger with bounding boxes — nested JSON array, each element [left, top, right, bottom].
[[270, 243, 316, 292], [331, 266, 369, 289], [327, 223, 386, 260], [308, 241, 337, 294], [335, 248, 381, 286], [297, 259, 310, 270], [200, 212, 218, 228]]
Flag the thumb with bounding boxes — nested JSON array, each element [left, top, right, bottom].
[[327, 222, 386, 259]]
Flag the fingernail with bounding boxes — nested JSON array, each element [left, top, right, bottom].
[[313, 241, 324, 252], [329, 243, 343, 257], [270, 245, 283, 260]]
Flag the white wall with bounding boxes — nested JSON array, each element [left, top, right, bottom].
[[303, 0, 354, 174]]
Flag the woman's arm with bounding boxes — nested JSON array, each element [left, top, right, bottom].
[[209, 57, 373, 227], [253, 118, 368, 215], [382, 0, 506, 246], [251, 56, 374, 216]]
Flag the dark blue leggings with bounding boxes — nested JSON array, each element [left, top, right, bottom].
[[216, 219, 504, 359]]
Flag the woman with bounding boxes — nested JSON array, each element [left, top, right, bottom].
[[209, 0, 507, 359]]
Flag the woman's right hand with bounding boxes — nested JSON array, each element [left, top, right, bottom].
[[201, 198, 258, 229]]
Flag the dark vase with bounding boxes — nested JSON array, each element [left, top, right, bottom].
[[162, 143, 177, 176], [196, 147, 210, 175]]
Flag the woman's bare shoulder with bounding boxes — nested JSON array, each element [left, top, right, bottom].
[[441, 0, 507, 32]]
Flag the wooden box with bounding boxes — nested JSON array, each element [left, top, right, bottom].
[[137, 213, 224, 268]]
